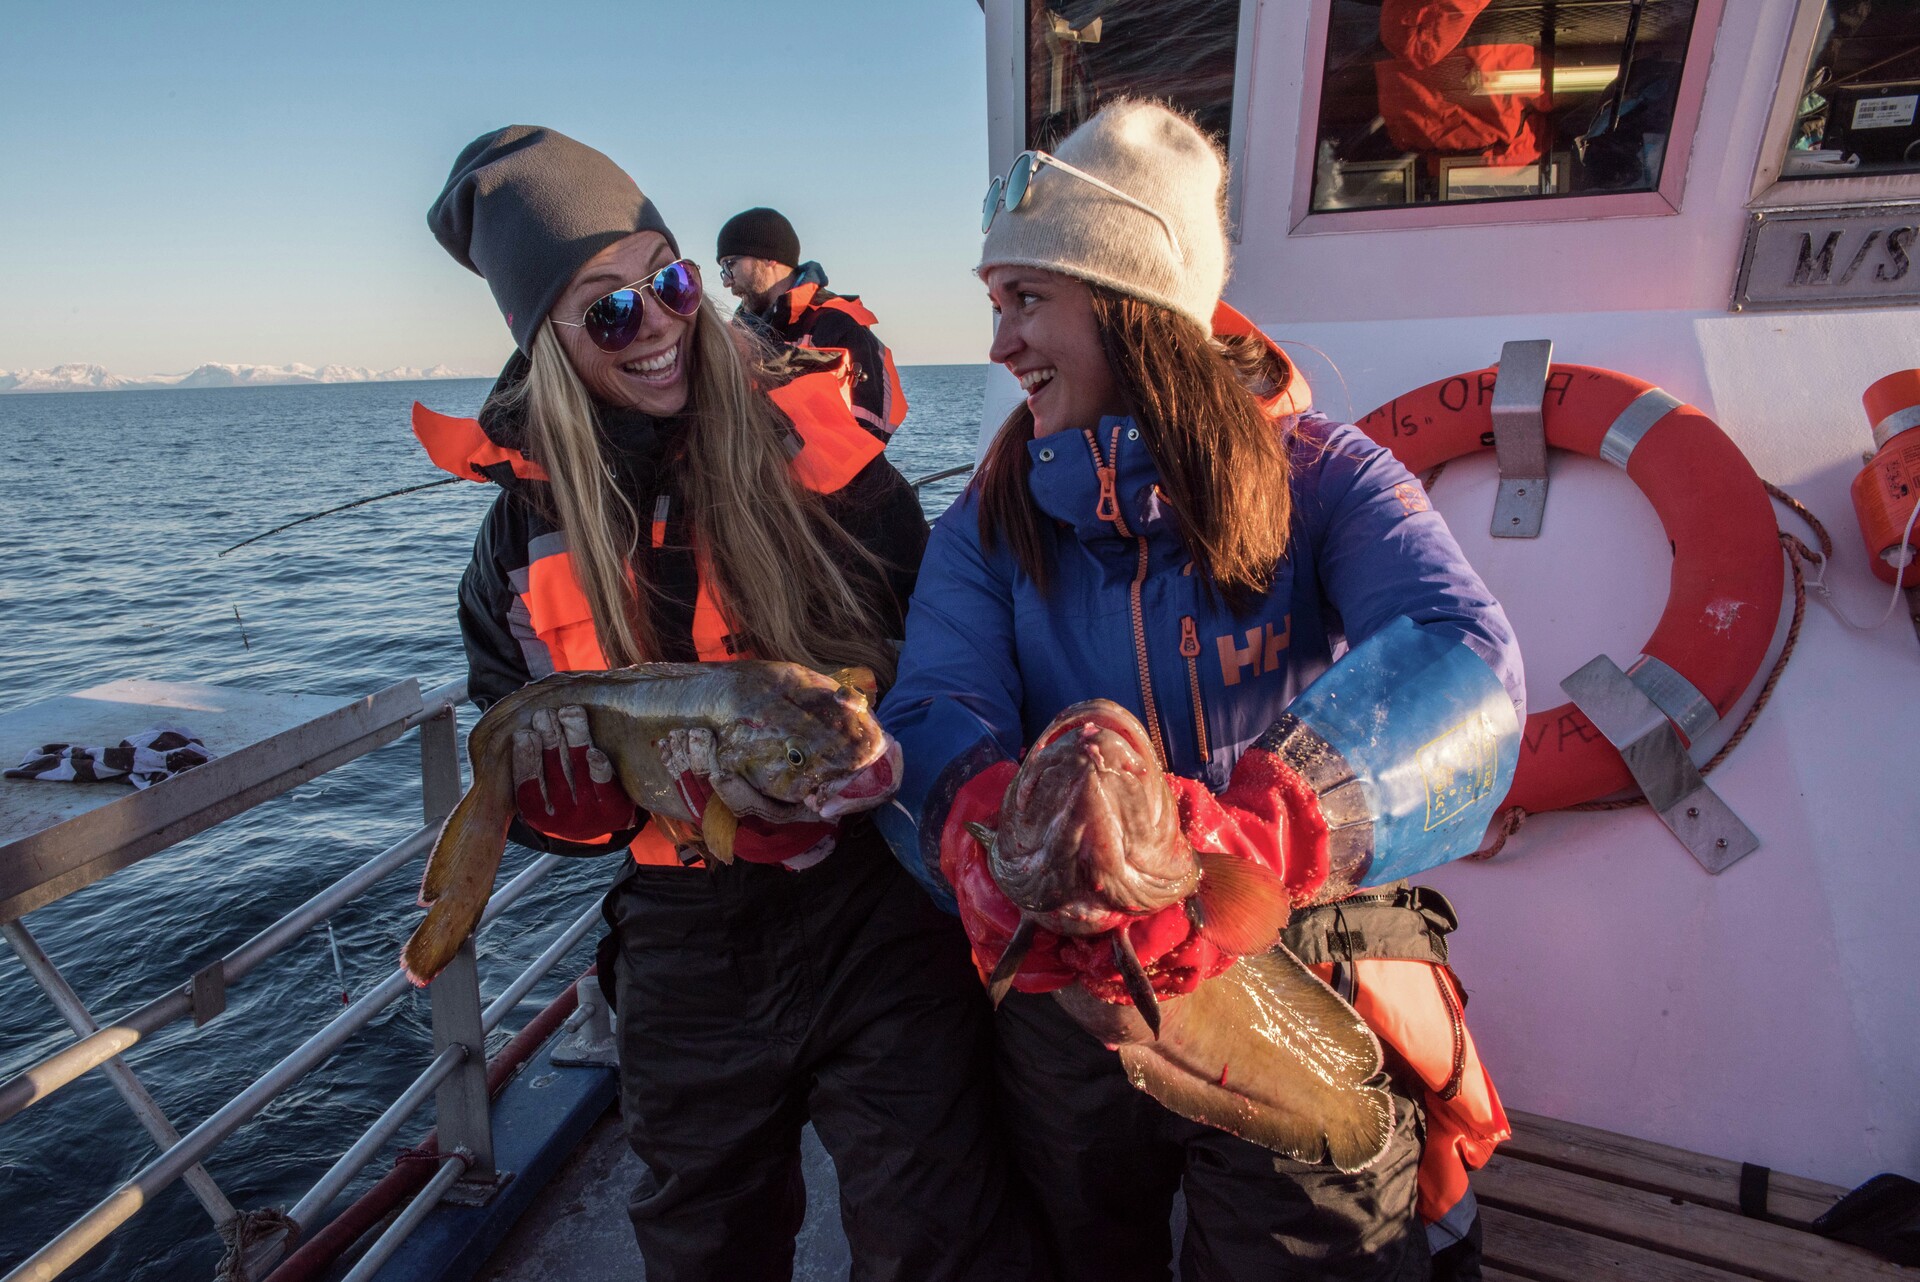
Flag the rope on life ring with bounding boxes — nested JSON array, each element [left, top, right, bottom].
[[1359, 364, 1788, 824]]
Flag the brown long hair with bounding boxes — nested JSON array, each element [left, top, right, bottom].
[[504, 299, 898, 683], [976, 286, 1295, 610]]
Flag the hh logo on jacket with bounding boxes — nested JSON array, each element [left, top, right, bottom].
[[1217, 616, 1291, 687]]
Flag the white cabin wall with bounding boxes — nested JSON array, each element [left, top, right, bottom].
[[1224, 0, 1920, 1184]]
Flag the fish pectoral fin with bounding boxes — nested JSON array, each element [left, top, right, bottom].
[[1117, 945, 1392, 1172], [1110, 928, 1162, 1038], [964, 821, 997, 851], [828, 666, 880, 703], [699, 796, 738, 864], [987, 917, 1039, 1008], [1191, 849, 1292, 956]]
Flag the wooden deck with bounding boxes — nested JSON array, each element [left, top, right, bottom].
[[1478, 1109, 1911, 1280], [484, 1102, 1912, 1279]]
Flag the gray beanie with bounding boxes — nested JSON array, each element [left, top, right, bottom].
[[429, 125, 679, 353], [978, 100, 1227, 332]]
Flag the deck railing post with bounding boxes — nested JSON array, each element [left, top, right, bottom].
[[417, 702, 495, 1178], [419, 705, 462, 827], [427, 939, 495, 1178]]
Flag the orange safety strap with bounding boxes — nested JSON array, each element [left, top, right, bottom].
[[412, 402, 549, 482]]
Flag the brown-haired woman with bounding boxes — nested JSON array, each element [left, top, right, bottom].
[[419, 125, 1035, 1281], [876, 101, 1526, 1280]]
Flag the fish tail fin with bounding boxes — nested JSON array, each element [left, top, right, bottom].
[[403, 743, 514, 987], [1191, 849, 1292, 956]]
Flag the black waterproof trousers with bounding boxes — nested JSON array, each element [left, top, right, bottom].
[[604, 831, 1038, 1282], [996, 989, 1430, 1282]]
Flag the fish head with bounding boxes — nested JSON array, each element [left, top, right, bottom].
[[714, 667, 900, 818], [990, 700, 1196, 935]]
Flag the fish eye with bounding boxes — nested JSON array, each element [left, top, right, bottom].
[[786, 743, 807, 767]]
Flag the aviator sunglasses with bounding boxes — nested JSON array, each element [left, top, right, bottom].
[[981, 149, 1186, 262], [552, 258, 704, 353]]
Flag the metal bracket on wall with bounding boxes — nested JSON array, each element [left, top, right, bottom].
[[1490, 338, 1554, 538], [1561, 655, 1759, 873]]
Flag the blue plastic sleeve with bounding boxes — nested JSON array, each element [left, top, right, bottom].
[[1283, 617, 1520, 884]]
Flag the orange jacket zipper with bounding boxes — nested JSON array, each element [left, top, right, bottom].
[[1085, 426, 1169, 771], [1180, 615, 1210, 763]]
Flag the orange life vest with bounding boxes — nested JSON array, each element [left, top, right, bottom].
[[778, 280, 909, 434], [1311, 957, 1506, 1234], [412, 369, 886, 867]]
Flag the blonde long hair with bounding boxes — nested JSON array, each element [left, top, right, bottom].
[[505, 298, 898, 682]]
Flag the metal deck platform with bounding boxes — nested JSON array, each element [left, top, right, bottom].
[[479, 1113, 851, 1282]]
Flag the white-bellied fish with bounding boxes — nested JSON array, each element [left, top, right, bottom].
[[402, 662, 897, 985]]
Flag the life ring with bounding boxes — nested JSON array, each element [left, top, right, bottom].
[[1358, 366, 1783, 813]]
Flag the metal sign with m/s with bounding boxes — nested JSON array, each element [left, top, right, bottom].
[[1732, 202, 1920, 312]]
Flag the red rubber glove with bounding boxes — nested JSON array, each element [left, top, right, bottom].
[[941, 762, 1076, 994], [1168, 748, 1331, 906], [940, 761, 1267, 1004], [657, 728, 839, 870], [512, 706, 638, 843]]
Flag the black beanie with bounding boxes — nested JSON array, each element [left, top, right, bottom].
[[716, 208, 800, 267], [429, 125, 679, 353]]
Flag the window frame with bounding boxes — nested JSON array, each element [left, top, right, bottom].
[[1748, 0, 1920, 207], [1018, 0, 1258, 236], [1286, 0, 1727, 235]]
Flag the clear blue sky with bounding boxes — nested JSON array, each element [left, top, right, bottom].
[[0, 1, 991, 376]]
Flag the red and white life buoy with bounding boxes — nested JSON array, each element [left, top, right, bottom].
[[1358, 366, 1783, 814]]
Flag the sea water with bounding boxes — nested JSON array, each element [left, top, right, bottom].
[[0, 368, 984, 1280]]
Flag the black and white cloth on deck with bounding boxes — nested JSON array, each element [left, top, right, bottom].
[[5, 726, 217, 790]]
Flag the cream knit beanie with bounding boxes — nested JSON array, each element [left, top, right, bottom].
[[978, 100, 1227, 332]]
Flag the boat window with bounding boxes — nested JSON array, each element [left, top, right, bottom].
[[1025, 0, 1241, 152], [1309, 0, 1703, 212], [1777, 1, 1920, 182]]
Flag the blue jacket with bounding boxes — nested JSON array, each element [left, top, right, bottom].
[[876, 412, 1525, 909]]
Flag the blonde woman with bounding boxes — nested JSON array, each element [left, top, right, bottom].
[[419, 126, 1035, 1281]]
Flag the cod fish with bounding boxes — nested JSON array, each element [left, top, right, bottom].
[[969, 700, 1393, 1171], [402, 661, 898, 986]]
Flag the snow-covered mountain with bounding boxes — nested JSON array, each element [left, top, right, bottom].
[[0, 362, 471, 393]]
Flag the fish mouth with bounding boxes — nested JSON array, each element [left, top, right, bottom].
[[1036, 700, 1153, 761], [811, 734, 902, 819]]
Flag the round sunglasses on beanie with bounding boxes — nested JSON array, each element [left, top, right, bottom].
[[428, 124, 680, 354]]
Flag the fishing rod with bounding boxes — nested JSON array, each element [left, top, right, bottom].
[[217, 478, 462, 556]]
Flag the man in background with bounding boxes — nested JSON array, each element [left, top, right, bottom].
[[717, 207, 906, 439]]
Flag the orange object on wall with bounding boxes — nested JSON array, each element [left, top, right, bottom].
[[1856, 371, 1920, 588]]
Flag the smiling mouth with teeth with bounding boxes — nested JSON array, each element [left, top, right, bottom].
[[1018, 367, 1056, 394], [623, 344, 680, 382]]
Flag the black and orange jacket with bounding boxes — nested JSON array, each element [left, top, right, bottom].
[[738, 262, 908, 440], [414, 350, 928, 864]]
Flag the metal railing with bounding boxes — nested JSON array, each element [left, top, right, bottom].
[[908, 462, 975, 492], [0, 677, 604, 1282]]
